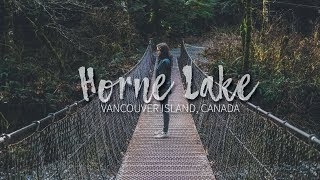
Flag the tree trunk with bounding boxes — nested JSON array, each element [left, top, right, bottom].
[[152, 0, 161, 36], [262, 0, 269, 33], [243, 0, 252, 74]]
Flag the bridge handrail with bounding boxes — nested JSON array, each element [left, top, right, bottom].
[[0, 39, 154, 145], [181, 39, 320, 146]]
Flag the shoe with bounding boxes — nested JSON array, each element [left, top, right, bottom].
[[154, 131, 169, 139], [154, 130, 162, 135]]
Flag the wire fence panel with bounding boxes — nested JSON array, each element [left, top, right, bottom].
[[178, 40, 320, 180], [0, 42, 156, 180]]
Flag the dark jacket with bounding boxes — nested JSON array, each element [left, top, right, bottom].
[[156, 58, 172, 96]]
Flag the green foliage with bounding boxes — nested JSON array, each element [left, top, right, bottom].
[[206, 22, 320, 131], [186, 0, 214, 19], [127, 0, 240, 38], [212, 0, 243, 25], [0, 0, 143, 132]]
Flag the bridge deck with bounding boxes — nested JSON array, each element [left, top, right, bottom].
[[116, 55, 215, 179]]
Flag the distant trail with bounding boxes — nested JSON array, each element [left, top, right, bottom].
[[171, 44, 208, 63]]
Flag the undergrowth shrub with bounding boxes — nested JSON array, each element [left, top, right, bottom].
[[206, 22, 320, 133]]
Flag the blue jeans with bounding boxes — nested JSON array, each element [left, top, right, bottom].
[[161, 95, 170, 133]]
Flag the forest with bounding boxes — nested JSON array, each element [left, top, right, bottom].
[[0, 0, 319, 135]]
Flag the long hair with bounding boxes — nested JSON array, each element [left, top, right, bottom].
[[157, 43, 172, 61]]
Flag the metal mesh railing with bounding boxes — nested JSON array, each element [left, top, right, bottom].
[[0, 41, 156, 179], [178, 40, 320, 179]]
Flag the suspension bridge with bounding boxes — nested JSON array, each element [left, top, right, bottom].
[[0, 40, 319, 179]]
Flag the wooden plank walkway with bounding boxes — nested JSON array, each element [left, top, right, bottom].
[[116, 55, 215, 179]]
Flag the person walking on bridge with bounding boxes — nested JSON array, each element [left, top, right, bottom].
[[154, 43, 173, 139]]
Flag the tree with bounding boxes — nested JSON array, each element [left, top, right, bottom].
[[261, 0, 269, 33], [241, 0, 253, 74]]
